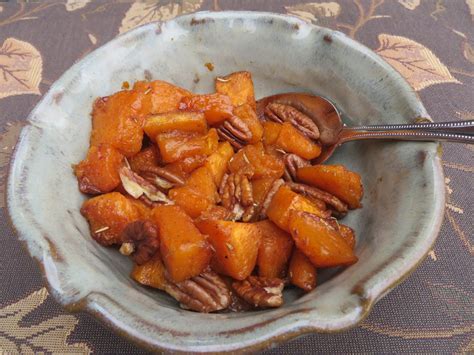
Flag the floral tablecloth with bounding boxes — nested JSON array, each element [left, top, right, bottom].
[[0, 1, 472, 353]]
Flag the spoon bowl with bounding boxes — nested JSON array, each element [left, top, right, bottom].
[[257, 93, 474, 164]]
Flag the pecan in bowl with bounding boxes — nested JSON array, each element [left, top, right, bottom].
[[217, 115, 253, 149], [165, 270, 232, 313], [232, 276, 284, 308], [119, 220, 159, 265]]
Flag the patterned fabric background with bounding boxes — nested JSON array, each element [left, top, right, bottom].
[[0, 0, 472, 353]]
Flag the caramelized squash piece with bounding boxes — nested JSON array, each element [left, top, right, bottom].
[[297, 165, 363, 209], [252, 177, 277, 206], [156, 128, 219, 163], [129, 145, 160, 174], [266, 185, 330, 232], [289, 211, 358, 268], [131, 254, 167, 290], [127, 197, 152, 220], [74, 144, 123, 194], [263, 121, 282, 146], [180, 93, 234, 125], [339, 224, 356, 250], [169, 166, 218, 218], [289, 249, 317, 292], [275, 122, 321, 160], [184, 166, 218, 202], [204, 142, 234, 186], [80, 192, 142, 246], [90, 90, 144, 157], [144, 111, 207, 140], [152, 205, 212, 282], [215, 71, 256, 109], [133, 80, 192, 115], [233, 104, 263, 143], [255, 220, 294, 278], [169, 188, 214, 219], [195, 205, 231, 223], [165, 154, 207, 179], [196, 220, 261, 280], [229, 143, 284, 179]]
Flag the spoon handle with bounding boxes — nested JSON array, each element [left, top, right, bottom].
[[341, 120, 474, 144]]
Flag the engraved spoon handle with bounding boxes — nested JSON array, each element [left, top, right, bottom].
[[340, 120, 474, 144]]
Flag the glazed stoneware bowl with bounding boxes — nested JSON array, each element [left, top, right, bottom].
[[8, 11, 445, 352]]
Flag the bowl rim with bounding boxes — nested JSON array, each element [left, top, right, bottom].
[[6, 10, 446, 353]]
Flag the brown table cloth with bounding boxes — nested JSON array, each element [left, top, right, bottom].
[[0, 1, 472, 353]]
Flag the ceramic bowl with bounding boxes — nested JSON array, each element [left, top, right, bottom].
[[7, 11, 445, 353]]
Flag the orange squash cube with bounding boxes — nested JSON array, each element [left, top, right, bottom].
[[133, 80, 192, 115], [288, 249, 317, 292], [180, 93, 234, 125], [144, 111, 207, 140], [215, 71, 256, 109], [266, 185, 330, 232], [165, 154, 207, 179], [255, 220, 294, 278], [168, 188, 214, 219], [80, 192, 142, 246], [90, 90, 145, 157], [297, 165, 363, 209], [129, 145, 161, 174], [156, 128, 219, 163], [131, 254, 168, 290], [196, 220, 261, 280], [339, 224, 356, 250], [152, 205, 212, 282], [74, 144, 123, 194], [195, 206, 231, 223], [229, 143, 284, 179], [252, 177, 277, 206], [169, 166, 218, 218], [289, 211, 358, 268], [275, 122, 321, 160], [233, 104, 263, 143], [204, 142, 234, 186], [263, 121, 282, 146], [126, 197, 152, 220], [184, 166, 218, 202]]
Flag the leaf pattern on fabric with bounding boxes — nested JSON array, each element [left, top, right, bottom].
[[0, 121, 24, 209], [119, 0, 204, 34], [466, 0, 474, 21], [397, 0, 421, 10], [65, 0, 91, 12], [285, 2, 341, 23], [88, 33, 97, 45], [0, 288, 91, 353], [426, 283, 474, 323], [375, 34, 460, 90], [0, 38, 42, 99], [463, 42, 474, 64]]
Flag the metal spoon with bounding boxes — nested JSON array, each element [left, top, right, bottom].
[[257, 93, 474, 164]]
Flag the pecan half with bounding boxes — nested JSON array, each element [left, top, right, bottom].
[[77, 177, 103, 195], [232, 276, 284, 308], [219, 171, 256, 222], [164, 270, 231, 313], [286, 181, 348, 215], [283, 154, 310, 181], [217, 116, 252, 149], [139, 166, 185, 190], [120, 220, 159, 265], [265, 102, 320, 140], [119, 166, 172, 205]]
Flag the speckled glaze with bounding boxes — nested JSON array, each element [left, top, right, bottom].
[[7, 12, 445, 353]]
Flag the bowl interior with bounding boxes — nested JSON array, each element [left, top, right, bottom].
[[8, 11, 444, 352]]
